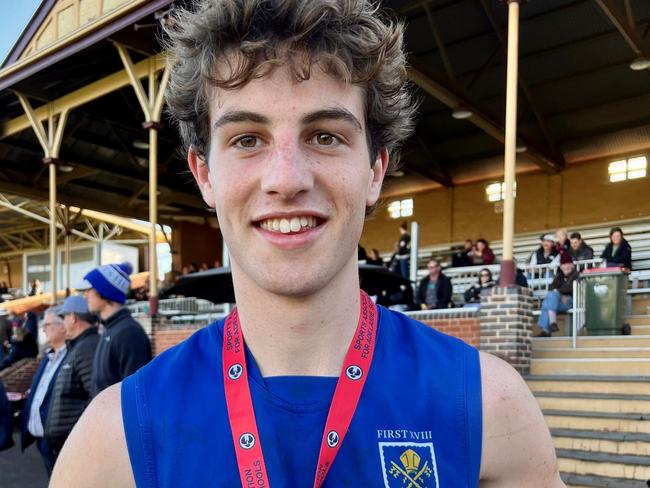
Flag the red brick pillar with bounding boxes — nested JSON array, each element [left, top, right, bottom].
[[479, 286, 534, 374]]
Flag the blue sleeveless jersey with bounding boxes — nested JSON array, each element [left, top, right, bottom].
[[122, 306, 482, 487]]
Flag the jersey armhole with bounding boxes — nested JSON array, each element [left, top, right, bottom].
[[465, 347, 483, 487], [122, 372, 158, 488]]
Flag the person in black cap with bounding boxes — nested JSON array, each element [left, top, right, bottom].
[[536, 253, 578, 337], [45, 295, 100, 460], [77, 263, 151, 397]]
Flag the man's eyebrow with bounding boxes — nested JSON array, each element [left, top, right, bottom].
[[213, 111, 270, 131], [300, 108, 363, 132]]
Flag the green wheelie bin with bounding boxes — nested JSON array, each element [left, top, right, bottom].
[[582, 268, 628, 336]]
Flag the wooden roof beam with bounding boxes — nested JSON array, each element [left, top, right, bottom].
[[594, 0, 650, 58], [407, 61, 563, 173]]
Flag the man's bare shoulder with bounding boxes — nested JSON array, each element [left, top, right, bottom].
[[478, 352, 565, 487], [50, 383, 135, 488]]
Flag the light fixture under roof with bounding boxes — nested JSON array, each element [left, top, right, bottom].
[[451, 107, 473, 120], [58, 164, 74, 172], [392, 170, 405, 177], [132, 140, 150, 150], [630, 57, 650, 71], [516, 143, 527, 153]]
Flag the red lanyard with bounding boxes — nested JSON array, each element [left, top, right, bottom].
[[223, 291, 378, 488]]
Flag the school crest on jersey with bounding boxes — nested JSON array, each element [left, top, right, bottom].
[[378, 442, 439, 488]]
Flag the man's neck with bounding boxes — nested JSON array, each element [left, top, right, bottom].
[[99, 303, 122, 320], [51, 341, 65, 353], [231, 260, 362, 378]]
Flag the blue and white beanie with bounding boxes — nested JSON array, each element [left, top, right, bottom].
[[82, 262, 133, 304]]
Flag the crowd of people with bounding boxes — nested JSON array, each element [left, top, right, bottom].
[[0, 262, 151, 478]]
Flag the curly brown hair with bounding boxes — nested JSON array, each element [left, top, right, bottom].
[[163, 0, 417, 173]]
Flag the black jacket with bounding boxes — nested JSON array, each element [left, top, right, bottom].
[[601, 239, 632, 269], [550, 268, 579, 296], [45, 327, 99, 454], [91, 308, 151, 397], [0, 381, 13, 451], [569, 242, 594, 261], [416, 273, 453, 309]]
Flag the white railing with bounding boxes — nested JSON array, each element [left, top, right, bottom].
[[571, 279, 586, 349], [127, 297, 226, 317]]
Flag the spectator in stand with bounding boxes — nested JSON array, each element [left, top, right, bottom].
[[416, 258, 453, 310], [464, 268, 496, 304], [0, 282, 8, 295], [451, 240, 474, 267], [0, 317, 38, 371], [536, 253, 578, 337], [554, 229, 570, 253], [0, 308, 9, 364], [514, 258, 529, 288], [387, 242, 400, 274], [78, 263, 152, 397], [366, 248, 384, 266], [601, 226, 632, 271], [396, 221, 411, 278], [0, 380, 13, 451], [20, 308, 68, 476], [568, 232, 594, 261], [529, 234, 559, 267], [29, 279, 43, 296], [472, 239, 496, 265], [357, 244, 368, 262], [45, 296, 100, 461], [212, 260, 221, 269]]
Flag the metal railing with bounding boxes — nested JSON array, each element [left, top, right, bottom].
[[571, 279, 586, 349]]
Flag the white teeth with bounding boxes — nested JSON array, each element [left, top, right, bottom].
[[290, 217, 301, 232], [260, 215, 319, 233]]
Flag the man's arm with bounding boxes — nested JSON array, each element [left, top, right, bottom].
[[479, 352, 565, 487], [50, 383, 135, 488]]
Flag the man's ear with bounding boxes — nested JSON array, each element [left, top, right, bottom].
[[366, 148, 389, 207], [187, 146, 216, 208]]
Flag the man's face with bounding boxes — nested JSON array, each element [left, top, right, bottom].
[[570, 238, 581, 251], [84, 288, 104, 313], [189, 65, 387, 298], [427, 261, 440, 277], [43, 315, 65, 346], [560, 262, 575, 275], [542, 239, 553, 251]]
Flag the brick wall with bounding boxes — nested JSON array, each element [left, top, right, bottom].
[[0, 357, 39, 393], [479, 286, 534, 374], [406, 310, 480, 348], [152, 325, 205, 355]]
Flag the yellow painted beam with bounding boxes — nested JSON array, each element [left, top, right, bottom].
[[1, 54, 166, 138], [67, 206, 167, 243]]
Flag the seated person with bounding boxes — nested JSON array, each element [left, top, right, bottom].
[[472, 239, 495, 265], [366, 248, 384, 267], [529, 234, 559, 267], [554, 228, 570, 253], [568, 232, 594, 261], [0, 324, 38, 370], [416, 258, 453, 309], [600, 226, 632, 270], [451, 240, 473, 267], [536, 253, 578, 337], [464, 268, 496, 303]]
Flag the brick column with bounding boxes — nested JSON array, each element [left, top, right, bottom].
[[479, 286, 534, 374]]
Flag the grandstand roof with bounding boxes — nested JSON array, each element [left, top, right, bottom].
[[0, 0, 648, 230]]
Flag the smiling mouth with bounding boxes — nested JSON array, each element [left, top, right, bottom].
[[256, 216, 322, 234]]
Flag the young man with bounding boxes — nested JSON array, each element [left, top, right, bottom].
[[79, 263, 152, 397], [568, 232, 594, 261], [20, 308, 67, 476], [51, 1, 564, 486], [537, 254, 579, 338], [45, 295, 99, 458]]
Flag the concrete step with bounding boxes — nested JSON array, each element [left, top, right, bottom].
[[533, 347, 650, 359], [562, 472, 650, 487], [536, 394, 650, 415], [532, 336, 650, 349], [632, 325, 650, 336], [556, 449, 650, 481], [531, 358, 650, 376], [552, 430, 650, 456], [544, 411, 650, 435], [526, 375, 650, 396]]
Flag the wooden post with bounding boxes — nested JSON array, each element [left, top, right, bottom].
[[499, 0, 520, 286]]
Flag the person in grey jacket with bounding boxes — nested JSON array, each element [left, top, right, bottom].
[[45, 296, 99, 457], [79, 263, 152, 397]]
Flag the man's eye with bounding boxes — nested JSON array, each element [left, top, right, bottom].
[[234, 136, 259, 148], [313, 133, 337, 146]]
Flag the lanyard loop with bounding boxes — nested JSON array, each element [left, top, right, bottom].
[[223, 291, 378, 488]]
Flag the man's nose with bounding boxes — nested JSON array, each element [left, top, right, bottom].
[[260, 139, 314, 199]]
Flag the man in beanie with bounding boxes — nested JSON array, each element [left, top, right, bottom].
[[79, 263, 151, 396], [536, 253, 579, 337], [45, 295, 99, 460]]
